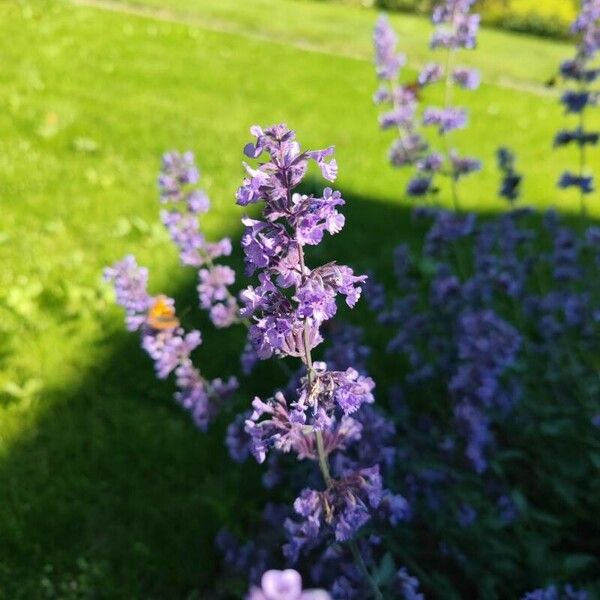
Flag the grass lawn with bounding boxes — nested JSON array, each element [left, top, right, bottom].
[[1, 0, 599, 597]]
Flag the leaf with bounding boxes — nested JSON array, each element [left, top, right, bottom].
[[540, 419, 571, 436], [417, 257, 438, 277], [373, 552, 396, 586], [589, 452, 600, 470], [564, 553, 597, 573]]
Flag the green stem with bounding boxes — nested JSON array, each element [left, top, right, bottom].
[[578, 106, 588, 218], [443, 46, 460, 211], [315, 430, 332, 486], [350, 540, 384, 600]]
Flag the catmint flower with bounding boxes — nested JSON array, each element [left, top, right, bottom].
[[496, 147, 523, 203], [561, 91, 592, 113], [572, 0, 600, 57], [452, 67, 480, 89], [374, 2, 481, 205], [407, 176, 433, 197], [450, 152, 481, 179], [379, 107, 418, 130], [236, 125, 400, 598], [394, 567, 425, 600], [141, 328, 202, 379], [497, 494, 519, 524], [236, 125, 364, 363], [158, 151, 239, 328], [558, 172, 594, 194], [521, 585, 588, 600], [431, 1, 480, 50], [245, 392, 364, 464], [158, 150, 200, 202], [417, 152, 444, 173], [423, 209, 476, 256], [419, 62, 443, 86], [554, 128, 600, 147], [454, 402, 491, 473], [423, 107, 467, 133], [105, 255, 238, 430], [289, 466, 384, 544], [103, 255, 151, 329], [247, 569, 331, 600], [390, 135, 428, 167], [555, 4, 600, 209], [373, 15, 405, 81], [457, 503, 477, 527]]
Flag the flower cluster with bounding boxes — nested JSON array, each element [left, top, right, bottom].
[[104, 255, 237, 430], [497, 147, 523, 204], [554, 1, 600, 211], [235, 124, 363, 362], [430, 0, 480, 50], [364, 204, 599, 595], [247, 569, 331, 600], [521, 585, 588, 600], [218, 320, 411, 599], [159, 151, 239, 327], [373, 4, 481, 205], [232, 124, 411, 597]]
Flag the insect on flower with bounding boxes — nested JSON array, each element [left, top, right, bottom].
[[146, 295, 180, 330]]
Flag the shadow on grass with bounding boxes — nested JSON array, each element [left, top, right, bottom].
[[0, 185, 597, 599]]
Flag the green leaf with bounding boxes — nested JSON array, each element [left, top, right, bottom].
[[373, 552, 396, 586], [564, 553, 597, 573]]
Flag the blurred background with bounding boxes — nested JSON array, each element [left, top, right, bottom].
[[0, 0, 597, 598]]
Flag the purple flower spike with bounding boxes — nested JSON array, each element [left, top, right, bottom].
[[105, 256, 238, 431], [158, 151, 240, 328], [373, 2, 481, 205], [374, 15, 406, 80], [453, 67, 480, 90], [423, 107, 467, 134]]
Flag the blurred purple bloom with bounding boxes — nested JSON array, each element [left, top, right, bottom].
[[247, 569, 331, 600]]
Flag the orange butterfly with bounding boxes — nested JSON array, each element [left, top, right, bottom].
[[146, 295, 180, 330]]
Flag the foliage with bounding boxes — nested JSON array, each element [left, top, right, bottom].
[[363, 206, 600, 597]]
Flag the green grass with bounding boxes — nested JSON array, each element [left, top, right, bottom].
[[0, 0, 598, 597]]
